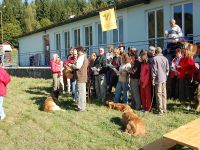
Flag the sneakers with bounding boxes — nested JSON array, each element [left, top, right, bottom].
[[77, 108, 86, 112], [0, 115, 6, 121]]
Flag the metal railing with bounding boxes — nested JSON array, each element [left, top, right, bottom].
[[16, 34, 200, 66]]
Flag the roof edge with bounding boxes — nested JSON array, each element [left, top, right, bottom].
[[17, 0, 150, 38]]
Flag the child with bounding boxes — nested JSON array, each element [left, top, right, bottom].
[[0, 64, 11, 121], [57, 58, 65, 94]]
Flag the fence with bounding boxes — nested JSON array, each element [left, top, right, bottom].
[[17, 35, 200, 67]]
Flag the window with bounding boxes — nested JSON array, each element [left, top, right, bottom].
[[113, 18, 123, 44], [173, 3, 193, 40], [97, 24, 107, 46], [85, 26, 93, 47], [64, 31, 70, 50], [74, 28, 80, 47], [55, 33, 61, 50], [147, 9, 164, 47]]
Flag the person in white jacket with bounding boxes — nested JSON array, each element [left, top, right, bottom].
[[165, 19, 183, 62]]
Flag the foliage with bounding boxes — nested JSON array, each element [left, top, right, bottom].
[[39, 18, 52, 28], [0, 0, 125, 47], [3, 23, 22, 47], [0, 76, 199, 149]]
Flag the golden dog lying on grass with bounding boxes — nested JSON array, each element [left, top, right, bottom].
[[195, 84, 200, 111], [106, 101, 132, 112], [122, 109, 145, 136], [43, 96, 62, 112]]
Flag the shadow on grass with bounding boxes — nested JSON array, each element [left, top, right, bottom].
[[30, 96, 46, 111], [59, 98, 77, 111], [25, 86, 52, 95], [29, 94, 78, 111], [110, 117, 123, 130], [166, 100, 200, 115]]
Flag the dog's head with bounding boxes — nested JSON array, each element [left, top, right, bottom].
[[106, 101, 115, 109]]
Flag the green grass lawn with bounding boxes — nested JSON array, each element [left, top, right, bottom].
[[0, 77, 199, 150]]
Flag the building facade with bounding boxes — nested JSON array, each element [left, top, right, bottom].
[[18, 0, 200, 66]]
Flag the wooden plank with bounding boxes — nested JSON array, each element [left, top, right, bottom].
[[143, 138, 176, 150], [163, 118, 200, 150]]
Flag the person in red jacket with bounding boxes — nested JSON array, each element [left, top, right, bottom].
[[169, 48, 182, 99], [50, 53, 61, 100], [0, 64, 11, 121], [140, 50, 151, 112], [177, 49, 195, 106]]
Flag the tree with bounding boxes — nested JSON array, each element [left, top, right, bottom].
[[35, 0, 51, 21], [3, 22, 22, 47], [22, 4, 40, 33], [50, 0, 64, 23], [2, 0, 17, 23], [39, 18, 53, 28]]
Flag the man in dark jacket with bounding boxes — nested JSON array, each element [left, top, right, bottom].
[[93, 48, 107, 102]]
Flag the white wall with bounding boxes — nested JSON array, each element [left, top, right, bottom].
[[19, 32, 44, 66], [18, 0, 199, 66]]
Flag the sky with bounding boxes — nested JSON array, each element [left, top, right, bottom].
[[0, 0, 33, 4]]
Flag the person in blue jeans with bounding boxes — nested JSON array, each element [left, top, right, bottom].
[[114, 53, 131, 104], [0, 64, 11, 121]]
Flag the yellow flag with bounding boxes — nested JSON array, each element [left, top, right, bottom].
[[99, 8, 117, 32]]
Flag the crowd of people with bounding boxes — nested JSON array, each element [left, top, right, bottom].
[[49, 19, 200, 114]]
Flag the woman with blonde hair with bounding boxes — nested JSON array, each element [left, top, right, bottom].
[[177, 48, 195, 107]]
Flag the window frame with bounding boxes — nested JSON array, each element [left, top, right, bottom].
[[146, 8, 164, 48], [84, 25, 93, 47], [112, 17, 124, 44], [73, 28, 81, 47], [55, 33, 61, 51], [172, 2, 193, 37], [64, 30, 70, 51], [97, 23, 107, 46]]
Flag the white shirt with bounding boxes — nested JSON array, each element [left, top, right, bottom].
[[72, 54, 85, 69], [106, 52, 113, 61], [165, 25, 183, 43]]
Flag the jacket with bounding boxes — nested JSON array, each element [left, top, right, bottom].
[[0, 67, 11, 96], [50, 59, 61, 74]]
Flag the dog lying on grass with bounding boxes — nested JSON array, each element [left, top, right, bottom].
[[122, 109, 145, 136], [195, 83, 200, 111], [106, 101, 132, 112], [43, 96, 62, 112]]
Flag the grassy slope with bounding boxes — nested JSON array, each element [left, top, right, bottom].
[[0, 77, 199, 150]]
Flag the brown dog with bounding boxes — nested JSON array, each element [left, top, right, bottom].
[[63, 65, 73, 79], [122, 109, 145, 136], [43, 96, 62, 112], [195, 84, 200, 111], [106, 101, 132, 112]]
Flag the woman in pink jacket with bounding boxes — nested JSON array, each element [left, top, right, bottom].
[[0, 65, 11, 121], [50, 54, 61, 99], [140, 50, 151, 112]]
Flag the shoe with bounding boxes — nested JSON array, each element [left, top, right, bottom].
[[0, 115, 6, 121], [77, 108, 85, 112], [186, 105, 191, 111]]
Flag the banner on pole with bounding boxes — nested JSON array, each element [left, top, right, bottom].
[[99, 8, 117, 32]]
